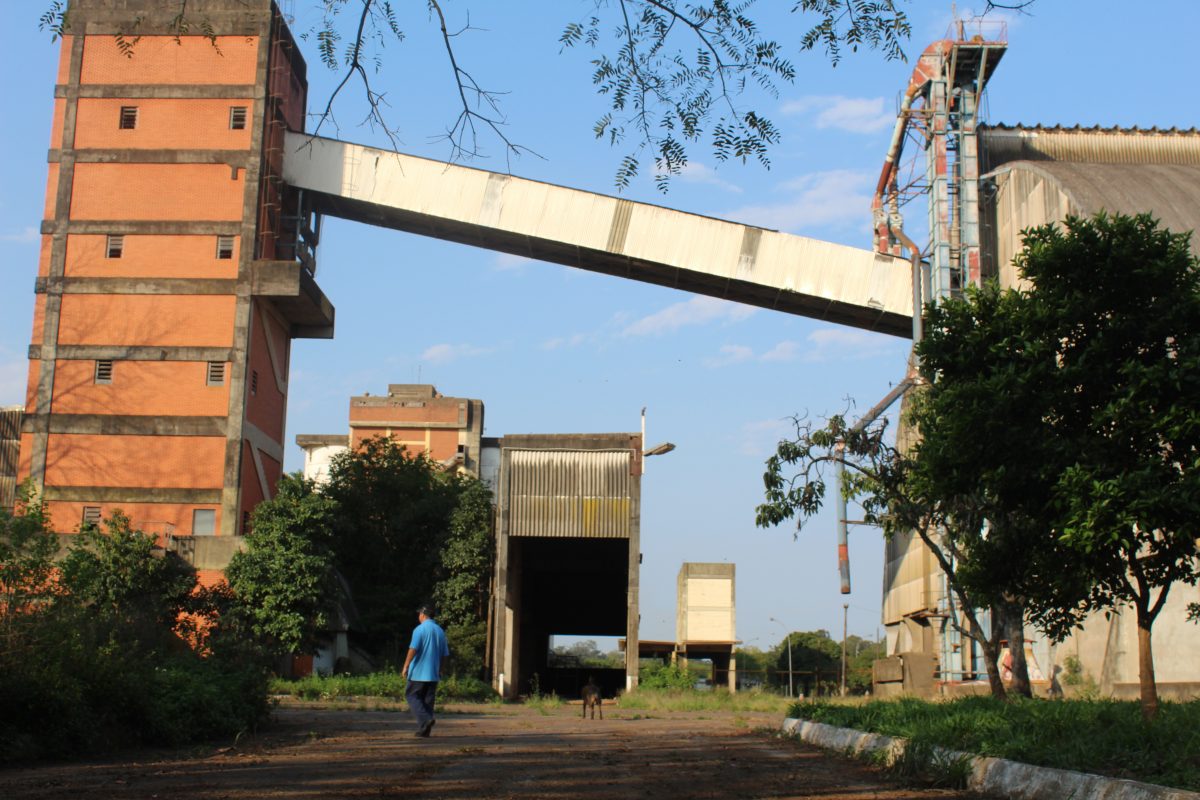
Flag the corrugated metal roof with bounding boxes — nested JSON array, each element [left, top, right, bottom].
[[980, 125, 1200, 173], [505, 449, 634, 539], [1, 407, 22, 510], [991, 161, 1200, 253]]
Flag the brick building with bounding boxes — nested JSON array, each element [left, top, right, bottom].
[[297, 385, 485, 482], [18, 0, 332, 556]]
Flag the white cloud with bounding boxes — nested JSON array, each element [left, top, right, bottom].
[[493, 253, 533, 271], [725, 169, 872, 232], [541, 333, 589, 350], [760, 340, 802, 362], [702, 344, 754, 368], [703, 328, 904, 368], [420, 343, 492, 364], [621, 296, 757, 337], [0, 227, 38, 244], [803, 327, 905, 363], [781, 95, 894, 134], [678, 162, 743, 194]]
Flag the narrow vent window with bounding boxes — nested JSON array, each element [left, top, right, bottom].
[[229, 106, 248, 130], [206, 361, 226, 386], [250, 369, 258, 395], [106, 234, 124, 259], [242, 510, 251, 534], [216, 235, 235, 260], [192, 508, 216, 536], [119, 106, 138, 129], [94, 359, 113, 384], [82, 506, 102, 528]]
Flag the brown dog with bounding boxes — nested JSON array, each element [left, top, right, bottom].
[[581, 679, 603, 719]]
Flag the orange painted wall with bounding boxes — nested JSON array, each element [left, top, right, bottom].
[[44, 433, 225, 489], [44, 500, 218, 540], [64, 234, 240, 279], [30, 295, 45, 344], [44, 163, 59, 220], [70, 163, 244, 221], [80, 36, 259, 85], [25, 362, 40, 412], [245, 304, 287, 443], [51, 360, 230, 417], [56, 36, 72, 84], [74, 99, 254, 150], [349, 428, 459, 461], [239, 440, 264, 527], [57, 295, 236, 347], [349, 404, 462, 425], [38, 237, 52, 278], [50, 99, 65, 148]]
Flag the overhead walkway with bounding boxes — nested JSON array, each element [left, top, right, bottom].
[[281, 133, 914, 337]]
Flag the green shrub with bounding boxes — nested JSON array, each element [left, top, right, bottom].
[[271, 670, 498, 704], [638, 662, 695, 690]]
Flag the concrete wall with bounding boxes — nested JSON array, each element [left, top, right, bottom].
[[676, 563, 736, 643]]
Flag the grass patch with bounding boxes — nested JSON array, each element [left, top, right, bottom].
[[271, 672, 497, 704], [789, 696, 1200, 792], [619, 687, 792, 714]]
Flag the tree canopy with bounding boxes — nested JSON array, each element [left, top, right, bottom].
[[758, 212, 1200, 718]]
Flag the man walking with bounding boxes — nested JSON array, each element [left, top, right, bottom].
[[402, 603, 450, 738]]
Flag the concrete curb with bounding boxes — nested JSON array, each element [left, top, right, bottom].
[[782, 718, 1200, 800]]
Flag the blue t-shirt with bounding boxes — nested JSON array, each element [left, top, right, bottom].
[[408, 618, 450, 682]]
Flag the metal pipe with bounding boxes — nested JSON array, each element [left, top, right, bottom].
[[835, 373, 917, 596]]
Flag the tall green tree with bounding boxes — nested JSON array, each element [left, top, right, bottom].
[[433, 475, 494, 677], [225, 474, 338, 656], [323, 436, 466, 659], [1011, 214, 1200, 719], [756, 409, 1018, 699]]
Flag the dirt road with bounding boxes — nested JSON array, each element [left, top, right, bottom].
[[0, 701, 975, 799]]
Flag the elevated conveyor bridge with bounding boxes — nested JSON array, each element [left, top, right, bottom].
[[281, 133, 914, 337]]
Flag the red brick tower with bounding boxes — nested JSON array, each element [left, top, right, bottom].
[[19, 0, 332, 558]]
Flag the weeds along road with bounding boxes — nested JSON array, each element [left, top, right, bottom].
[[1, 702, 975, 799]]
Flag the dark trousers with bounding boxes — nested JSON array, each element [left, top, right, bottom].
[[406, 680, 438, 731]]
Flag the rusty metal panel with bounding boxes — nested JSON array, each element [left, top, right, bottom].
[[981, 125, 1200, 173], [0, 407, 23, 510], [506, 449, 633, 539]]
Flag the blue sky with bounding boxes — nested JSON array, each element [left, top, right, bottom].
[[1, 1, 1197, 653]]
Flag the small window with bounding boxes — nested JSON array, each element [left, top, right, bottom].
[[250, 369, 258, 395], [229, 106, 248, 130], [106, 234, 124, 259], [206, 361, 225, 386], [82, 506, 102, 528], [216, 235, 235, 260], [94, 359, 113, 384], [119, 106, 138, 129], [192, 508, 216, 536], [242, 510, 251, 534]]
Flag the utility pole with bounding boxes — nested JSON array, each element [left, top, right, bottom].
[[840, 603, 849, 697], [770, 617, 793, 698]]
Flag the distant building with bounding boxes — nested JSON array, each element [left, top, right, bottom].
[[296, 384, 484, 483]]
